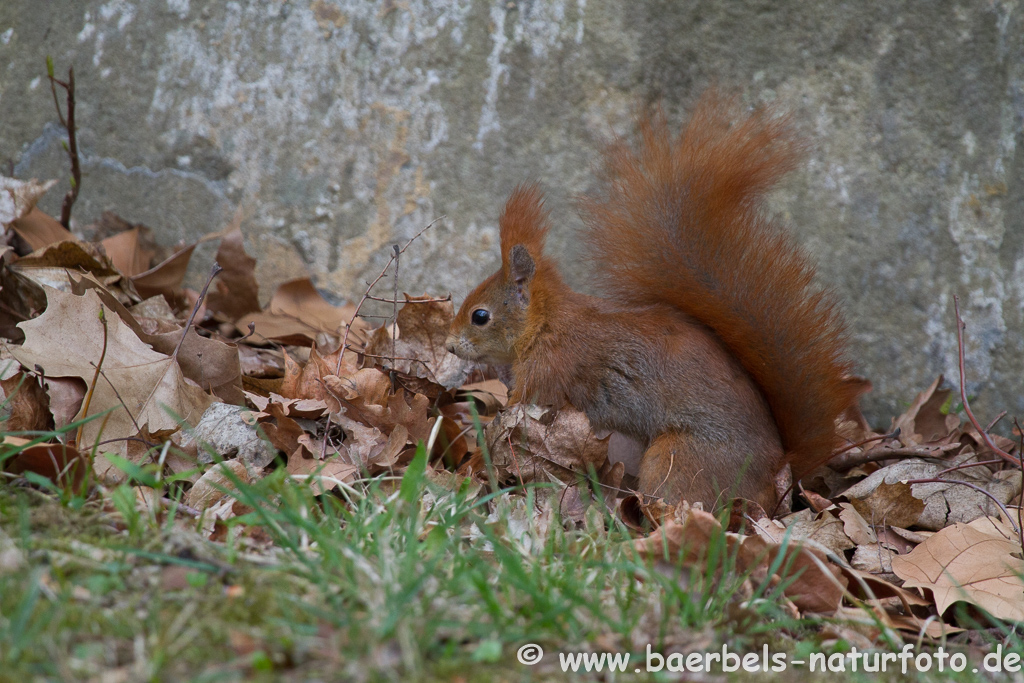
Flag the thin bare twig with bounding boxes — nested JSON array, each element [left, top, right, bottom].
[[932, 458, 1003, 477], [92, 364, 141, 436], [902, 476, 1020, 536], [830, 442, 962, 471], [953, 296, 1020, 468], [47, 59, 80, 229], [335, 215, 445, 371], [364, 294, 453, 304], [173, 261, 223, 361], [1014, 418, 1024, 544], [320, 216, 444, 460], [358, 351, 431, 368], [77, 305, 108, 448]]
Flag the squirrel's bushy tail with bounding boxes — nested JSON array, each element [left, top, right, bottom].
[[578, 92, 859, 478]]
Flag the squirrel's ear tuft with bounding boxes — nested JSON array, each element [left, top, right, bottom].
[[500, 183, 550, 267]]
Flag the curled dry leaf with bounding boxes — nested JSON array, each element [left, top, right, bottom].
[[891, 376, 961, 445], [364, 295, 472, 389], [131, 242, 197, 300], [0, 176, 57, 226], [7, 286, 214, 482], [10, 207, 74, 253], [186, 460, 251, 512], [779, 506, 856, 557], [0, 247, 47, 342], [845, 457, 1020, 530], [286, 450, 359, 495], [238, 278, 364, 346], [891, 519, 1024, 621], [205, 221, 261, 322], [10, 241, 124, 295], [633, 508, 847, 615], [1, 436, 87, 492], [0, 372, 53, 432], [100, 227, 155, 278], [485, 404, 609, 486]]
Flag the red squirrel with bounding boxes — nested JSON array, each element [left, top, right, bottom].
[[445, 92, 860, 510]]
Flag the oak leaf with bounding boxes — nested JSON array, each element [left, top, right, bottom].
[[7, 286, 213, 481], [891, 520, 1024, 621]]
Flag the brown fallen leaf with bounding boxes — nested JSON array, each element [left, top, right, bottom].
[[1, 436, 87, 492], [845, 479, 926, 529], [6, 286, 214, 482], [0, 176, 58, 228], [286, 449, 359, 496], [131, 242, 197, 300], [0, 247, 47, 342], [42, 376, 86, 431], [239, 278, 364, 346], [100, 227, 155, 278], [70, 274, 244, 404], [485, 404, 609, 485], [891, 520, 1024, 621], [363, 295, 472, 389], [10, 207, 74, 253], [845, 457, 1020, 530], [891, 376, 961, 445], [0, 372, 52, 432], [206, 220, 261, 321]]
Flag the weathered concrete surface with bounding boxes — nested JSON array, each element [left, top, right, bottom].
[[1, 1, 1022, 426]]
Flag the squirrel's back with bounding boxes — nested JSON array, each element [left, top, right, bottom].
[[578, 92, 859, 478]]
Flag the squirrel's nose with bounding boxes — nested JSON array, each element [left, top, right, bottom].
[[444, 335, 458, 355]]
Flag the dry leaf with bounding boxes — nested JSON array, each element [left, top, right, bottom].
[[101, 227, 155, 277], [70, 274, 244, 404], [239, 278, 365, 347], [891, 521, 1024, 621], [206, 221, 260, 321], [0, 177, 57, 226], [1, 436, 87, 491], [845, 477, 927, 529], [286, 450, 359, 495], [10, 207, 74, 253], [7, 286, 214, 481], [186, 459, 252, 511], [485, 404, 609, 485], [131, 242, 197, 300], [364, 295, 472, 389], [0, 372, 52, 432]]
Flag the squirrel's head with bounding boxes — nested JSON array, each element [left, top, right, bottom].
[[446, 184, 551, 365]]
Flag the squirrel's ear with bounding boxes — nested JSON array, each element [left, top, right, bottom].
[[508, 244, 536, 302]]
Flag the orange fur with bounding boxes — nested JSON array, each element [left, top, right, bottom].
[[446, 91, 860, 507], [578, 93, 858, 480]]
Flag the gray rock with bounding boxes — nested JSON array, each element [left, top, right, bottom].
[[181, 402, 276, 470], [1, 1, 1022, 427]]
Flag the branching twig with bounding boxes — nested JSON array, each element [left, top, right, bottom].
[[335, 215, 444, 372], [320, 216, 444, 459], [46, 58, 81, 229]]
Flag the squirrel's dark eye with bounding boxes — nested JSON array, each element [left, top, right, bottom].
[[471, 309, 491, 326]]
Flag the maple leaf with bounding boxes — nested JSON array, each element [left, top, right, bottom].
[[7, 286, 213, 481]]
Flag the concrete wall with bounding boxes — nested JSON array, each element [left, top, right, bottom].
[[1, 0, 1022, 427]]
